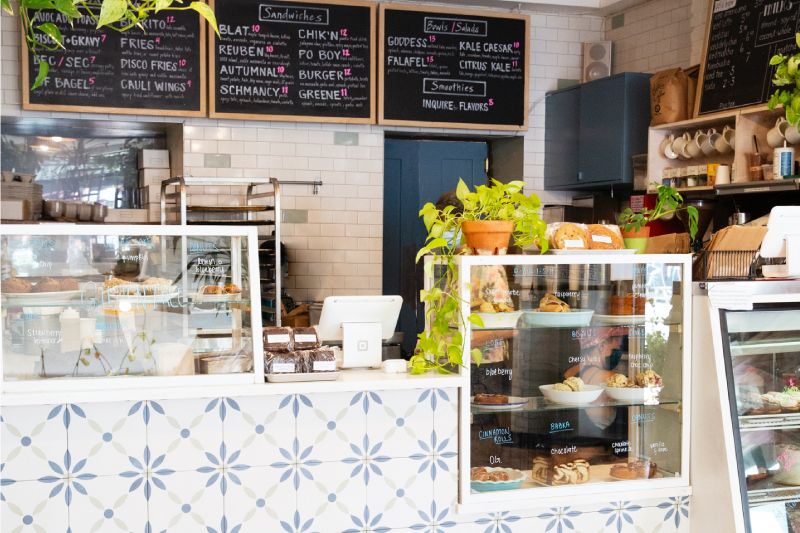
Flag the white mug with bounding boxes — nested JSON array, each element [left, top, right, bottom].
[[767, 117, 789, 148], [661, 134, 678, 159], [786, 124, 800, 145], [672, 132, 692, 160], [716, 164, 731, 185], [715, 125, 735, 154], [687, 130, 707, 158]]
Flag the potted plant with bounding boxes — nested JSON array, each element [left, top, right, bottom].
[[5, 0, 218, 90], [410, 178, 547, 374], [617, 183, 699, 253], [768, 33, 800, 125]]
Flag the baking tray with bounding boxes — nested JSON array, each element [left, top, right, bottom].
[[266, 371, 340, 383]]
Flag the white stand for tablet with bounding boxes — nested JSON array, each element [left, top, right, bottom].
[[341, 322, 382, 368], [761, 206, 800, 278]]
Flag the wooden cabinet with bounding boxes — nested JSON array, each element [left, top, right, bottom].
[[545, 73, 651, 190]]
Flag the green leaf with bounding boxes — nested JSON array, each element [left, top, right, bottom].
[[1, 0, 12, 15], [470, 348, 482, 365], [190, 1, 218, 36], [36, 22, 64, 48], [467, 313, 484, 328], [96, 0, 127, 27], [155, 0, 172, 10], [53, 0, 81, 18], [771, 53, 786, 66], [796, 32, 800, 49], [455, 179, 469, 202], [31, 59, 48, 91]]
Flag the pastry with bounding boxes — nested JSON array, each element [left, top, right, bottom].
[[470, 467, 510, 482], [474, 393, 509, 405], [552, 460, 590, 485], [292, 327, 320, 350], [103, 277, 127, 290], [611, 460, 656, 480], [142, 277, 171, 294], [532, 457, 550, 484], [539, 293, 570, 313], [564, 376, 585, 392], [606, 373, 629, 388], [33, 277, 61, 292], [202, 285, 224, 295], [263, 327, 293, 352], [782, 399, 800, 413], [551, 223, 589, 250], [587, 224, 624, 250], [552, 383, 572, 392], [59, 277, 79, 290], [223, 283, 241, 294], [635, 370, 663, 387], [2, 277, 32, 293]]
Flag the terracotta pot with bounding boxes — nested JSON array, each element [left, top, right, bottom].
[[620, 226, 651, 239], [461, 220, 513, 255]]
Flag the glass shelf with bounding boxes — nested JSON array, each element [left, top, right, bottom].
[[471, 396, 681, 414]]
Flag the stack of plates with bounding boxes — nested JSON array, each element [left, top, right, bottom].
[[1, 182, 42, 218]]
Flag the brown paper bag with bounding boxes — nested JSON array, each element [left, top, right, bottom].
[[650, 68, 688, 125], [704, 226, 768, 279], [645, 233, 690, 254]]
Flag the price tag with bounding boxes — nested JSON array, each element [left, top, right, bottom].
[[267, 334, 291, 343], [271, 362, 295, 373], [313, 361, 336, 371], [592, 235, 612, 244]]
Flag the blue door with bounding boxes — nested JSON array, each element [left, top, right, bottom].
[[383, 139, 488, 355]]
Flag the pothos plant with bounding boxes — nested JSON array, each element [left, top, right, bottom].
[[618, 183, 699, 241], [768, 33, 800, 125], [3, 0, 219, 90], [410, 178, 547, 375]]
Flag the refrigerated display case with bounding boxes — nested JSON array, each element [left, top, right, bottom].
[[707, 281, 800, 533], [427, 254, 692, 508], [0, 225, 264, 392]]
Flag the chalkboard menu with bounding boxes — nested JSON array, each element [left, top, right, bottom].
[[209, 0, 375, 123], [22, 9, 205, 117], [697, 0, 800, 115], [379, 4, 528, 130]]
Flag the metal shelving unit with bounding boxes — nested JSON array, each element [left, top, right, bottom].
[[159, 176, 281, 325]]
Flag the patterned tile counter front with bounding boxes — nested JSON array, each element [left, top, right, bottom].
[[1, 386, 690, 532]]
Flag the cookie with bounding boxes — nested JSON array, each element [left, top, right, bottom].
[[551, 223, 588, 250], [587, 224, 624, 250]]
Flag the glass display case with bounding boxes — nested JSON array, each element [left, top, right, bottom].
[[447, 254, 691, 505], [718, 300, 800, 532], [0, 225, 263, 390]]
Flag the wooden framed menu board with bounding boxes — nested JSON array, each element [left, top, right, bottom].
[[379, 4, 528, 130], [22, 10, 206, 117], [696, 0, 800, 116], [209, 0, 375, 123]]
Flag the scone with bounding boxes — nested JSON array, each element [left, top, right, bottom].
[[564, 376, 585, 391], [636, 370, 663, 387], [202, 285, 224, 295], [2, 277, 32, 293], [223, 283, 241, 294], [587, 224, 624, 250], [551, 223, 588, 250], [539, 293, 570, 312], [33, 277, 61, 292], [606, 373, 629, 388]]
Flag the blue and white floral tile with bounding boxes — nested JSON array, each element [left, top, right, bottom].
[[147, 469, 223, 532], [0, 479, 69, 533], [366, 456, 434, 529], [145, 397, 223, 472], [367, 388, 433, 459], [222, 465, 294, 533], [296, 391, 367, 462], [64, 400, 146, 477], [223, 395, 296, 468], [67, 474, 147, 533], [430, 388, 459, 446], [297, 460, 368, 532], [433, 451, 459, 518], [1, 404, 68, 481]]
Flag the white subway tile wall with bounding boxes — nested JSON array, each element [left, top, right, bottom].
[[1, 8, 604, 301], [605, 0, 708, 74]]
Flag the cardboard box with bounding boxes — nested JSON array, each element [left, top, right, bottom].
[[105, 208, 149, 224], [138, 168, 171, 187], [139, 186, 161, 205], [1, 199, 32, 221], [138, 149, 170, 169]]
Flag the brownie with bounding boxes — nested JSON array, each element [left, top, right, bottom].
[[263, 327, 293, 352], [292, 327, 320, 350], [265, 351, 299, 374], [308, 348, 336, 372]]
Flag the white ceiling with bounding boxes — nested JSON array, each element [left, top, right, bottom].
[[410, 0, 649, 16]]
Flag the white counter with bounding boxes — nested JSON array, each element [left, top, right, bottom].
[[0, 368, 465, 406]]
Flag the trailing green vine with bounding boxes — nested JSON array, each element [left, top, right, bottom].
[[3, 0, 218, 90]]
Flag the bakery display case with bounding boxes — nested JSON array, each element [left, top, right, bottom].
[[0, 225, 263, 391], [446, 254, 691, 506], [711, 284, 800, 533]]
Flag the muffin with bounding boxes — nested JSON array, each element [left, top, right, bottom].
[[2, 277, 32, 293], [33, 277, 61, 292], [564, 376, 585, 391], [606, 373, 629, 388]]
